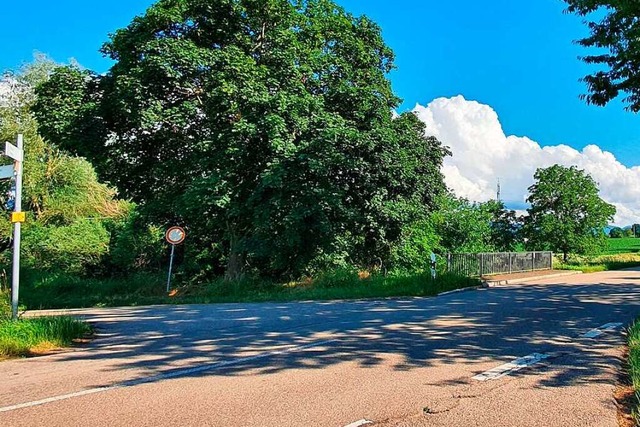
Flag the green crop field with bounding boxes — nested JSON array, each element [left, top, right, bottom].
[[604, 237, 640, 255]]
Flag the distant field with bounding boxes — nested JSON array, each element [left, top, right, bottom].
[[604, 237, 640, 255]]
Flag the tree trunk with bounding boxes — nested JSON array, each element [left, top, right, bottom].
[[563, 251, 568, 263], [225, 232, 245, 281]]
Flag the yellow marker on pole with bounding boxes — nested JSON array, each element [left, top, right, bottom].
[[10, 212, 25, 223]]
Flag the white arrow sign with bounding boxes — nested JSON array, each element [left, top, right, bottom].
[[4, 142, 22, 162], [0, 164, 13, 180]]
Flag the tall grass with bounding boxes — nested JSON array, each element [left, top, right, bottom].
[[0, 290, 91, 358], [555, 253, 640, 273], [17, 268, 480, 309], [194, 270, 481, 304], [626, 319, 640, 424], [20, 270, 167, 309]]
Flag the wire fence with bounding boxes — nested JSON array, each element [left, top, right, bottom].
[[446, 251, 553, 277]]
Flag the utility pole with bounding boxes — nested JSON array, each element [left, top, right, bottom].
[[5, 135, 25, 320], [496, 178, 501, 202]]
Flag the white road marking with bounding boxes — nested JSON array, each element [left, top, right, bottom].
[[344, 420, 373, 427], [0, 339, 335, 413], [582, 322, 623, 338], [473, 353, 551, 381]]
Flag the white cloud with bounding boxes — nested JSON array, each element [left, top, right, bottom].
[[413, 95, 640, 226]]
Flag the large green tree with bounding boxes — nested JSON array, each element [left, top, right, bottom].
[[524, 165, 615, 261], [34, 0, 449, 279], [564, 1, 640, 111]]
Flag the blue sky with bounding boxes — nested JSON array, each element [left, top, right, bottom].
[[1, 0, 638, 167]]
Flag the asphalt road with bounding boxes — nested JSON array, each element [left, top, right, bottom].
[[2, 269, 640, 426]]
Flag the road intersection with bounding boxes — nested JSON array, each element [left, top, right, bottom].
[[1, 269, 639, 426]]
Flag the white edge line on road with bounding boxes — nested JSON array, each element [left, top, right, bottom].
[[0, 339, 335, 413], [473, 353, 551, 381], [582, 322, 623, 338], [344, 419, 373, 427]]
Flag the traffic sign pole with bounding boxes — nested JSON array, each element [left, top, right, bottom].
[[166, 244, 176, 293], [164, 226, 186, 293], [11, 135, 23, 320]]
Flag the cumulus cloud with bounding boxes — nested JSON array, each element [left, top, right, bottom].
[[413, 95, 640, 226]]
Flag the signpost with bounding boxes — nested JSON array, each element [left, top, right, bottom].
[[165, 226, 186, 293], [430, 252, 437, 280], [4, 135, 24, 320], [0, 165, 14, 180]]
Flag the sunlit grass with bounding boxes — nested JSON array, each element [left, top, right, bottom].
[[626, 319, 640, 424], [605, 237, 640, 255], [0, 315, 91, 358], [555, 253, 640, 273]]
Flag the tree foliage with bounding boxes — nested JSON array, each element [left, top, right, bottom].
[[609, 226, 624, 238], [524, 165, 615, 261], [0, 57, 129, 274], [34, 0, 449, 279], [564, 1, 640, 111], [431, 196, 520, 254]]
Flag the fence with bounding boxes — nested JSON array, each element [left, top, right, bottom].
[[446, 251, 553, 277]]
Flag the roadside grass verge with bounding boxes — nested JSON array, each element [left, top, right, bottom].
[[625, 318, 640, 425], [19, 269, 481, 310], [0, 316, 92, 358], [20, 271, 168, 310], [555, 253, 640, 273], [0, 290, 91, 358], [192, 271, 481, 304]]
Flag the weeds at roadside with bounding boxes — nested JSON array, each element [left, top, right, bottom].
[[18, 268, 480, 310], [0, 289, 91, 358], [623, 319, 640, 425], [555, 253, 640, 273]]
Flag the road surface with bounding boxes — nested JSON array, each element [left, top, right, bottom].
[[1, 269, 639, 426]]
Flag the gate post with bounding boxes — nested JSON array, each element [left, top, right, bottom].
[[531, 251, 535, 271]]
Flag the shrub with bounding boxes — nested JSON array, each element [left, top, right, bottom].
[[21, 219, 110, 274], [106, 206, 164, 273]]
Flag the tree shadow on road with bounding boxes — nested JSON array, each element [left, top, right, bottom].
[[42, 278, 640, 392]]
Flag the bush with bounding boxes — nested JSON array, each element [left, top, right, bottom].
[[391, 219, 439, 271], [21, 219, 110, 274], [106, 206, 164, 273]]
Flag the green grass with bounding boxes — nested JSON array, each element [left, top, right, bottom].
[[553, 238, 640, 272], [20, 271, 169, 310], [0, 290, 91, 358], [0, 316, 92, 358], [18, 269, 481, 310], [605, 237, 640, 255], [626, 318, 640, 424], [555, 252, 640, 273]]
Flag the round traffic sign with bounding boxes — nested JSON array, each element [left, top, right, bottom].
[[165, 226, 186, 245]]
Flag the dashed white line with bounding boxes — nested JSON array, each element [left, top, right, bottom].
[[473, 321, 626, 382], [0, 339, 335, 413], [582, 322, 623, 338], [344, 419, 373, 427], [473, 353, 551, 381]]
